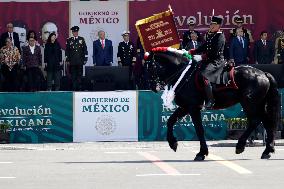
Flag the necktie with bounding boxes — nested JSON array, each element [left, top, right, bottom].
[[9, 33, 14, 46], [102, 40, 104, 49], [239, 37, 244, 48], [264, 40, 266, 46], [193, 41, 196, 49]]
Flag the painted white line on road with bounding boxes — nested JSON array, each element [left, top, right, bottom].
[[0, 177, 16, 179], [137, 152, 181, 175], [0, 162, 13, 164], [193, 151, 252, 174], [136, 174, 200, 177], [104, 152, 129, 154]]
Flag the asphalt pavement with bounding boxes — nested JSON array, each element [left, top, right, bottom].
[[1, 140, 284, 189]]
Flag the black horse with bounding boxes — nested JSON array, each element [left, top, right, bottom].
[[145, 47, 280, 161]]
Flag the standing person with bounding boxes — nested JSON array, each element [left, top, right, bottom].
[[274, 31, 284, 64], [65, 26, 88, 91], [230, 17, 254, 44], [190, 16, 226, 109], [44, 33, 62, 91], [181, 20, 202, 49], [0, 23, 21, 53], [0, 37, 21, 91], [24, 30, 40, 47], [117, 31, 136, 89], [22, 36, 42, 92], [229, 28, 250, 65], [93, 30, 113, 66], [254, 31, 275, 64], [184, 32, 202, 51], [229, 17, 253, 62]]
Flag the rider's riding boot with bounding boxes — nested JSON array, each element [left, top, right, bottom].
[[204, 83, 215, 110]]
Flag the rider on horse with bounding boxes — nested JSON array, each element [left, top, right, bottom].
[[190, 16, 226, 109]]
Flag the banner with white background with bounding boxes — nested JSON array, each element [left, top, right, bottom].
[[74, 91, 138, 142], [70, 1, 128, 66]]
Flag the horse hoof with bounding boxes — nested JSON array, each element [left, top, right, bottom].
[[261, 153, 271, 159], [169, 142, 178, 152], [194, 155, 205, 161], [235, 147, 245, 154]]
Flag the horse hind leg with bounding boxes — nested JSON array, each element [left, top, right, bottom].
[[261, 119, 275, 159], [260, 73, 281, 159], [166, 107, 188, 152], [260, 103, 280, 159], [236, 117, 261, 154]]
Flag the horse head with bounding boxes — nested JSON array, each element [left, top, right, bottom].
[[144, 47, 193, 92]]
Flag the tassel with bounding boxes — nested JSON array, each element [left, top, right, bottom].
[[161, 85, 176, 109], [160, 60, 192, 109]]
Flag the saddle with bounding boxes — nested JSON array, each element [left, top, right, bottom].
[[195, 64, 238, 91]]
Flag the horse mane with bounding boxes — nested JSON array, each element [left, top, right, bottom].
[[145, 47, 192, 65]]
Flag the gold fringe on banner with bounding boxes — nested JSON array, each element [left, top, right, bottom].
[[135, 8, 179, 51]]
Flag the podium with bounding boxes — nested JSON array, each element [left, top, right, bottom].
[[85, 66, 130, 91]]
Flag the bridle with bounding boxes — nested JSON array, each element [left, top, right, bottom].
[[148, 53, 198, 92]]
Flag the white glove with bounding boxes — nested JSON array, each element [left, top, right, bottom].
[[193, 55, 202, 62]]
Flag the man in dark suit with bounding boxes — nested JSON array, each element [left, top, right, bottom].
[[184, 32, 202, 50], [93, 30, 113, 66], [229, 17, 253, 60], [0, 23, 21, 53], [230, 17, 254, 44], [254, 31, 275, 64], [65, 26, 88, 91], [229, 28, 249, 65], [181, 20, 202, 50], [117, 31, 136, 89]]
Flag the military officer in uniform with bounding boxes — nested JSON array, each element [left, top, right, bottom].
[[190, 16, 226, 109], [65, 26, 88, 91], [230, 17, 254, 44], [117, 31, 136, 89], [275, 31, 284, 64]]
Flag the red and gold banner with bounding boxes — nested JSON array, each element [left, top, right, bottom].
[[135, 8, 180, 52]]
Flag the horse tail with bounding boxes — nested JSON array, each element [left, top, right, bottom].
[[265, 72, 281, 132]]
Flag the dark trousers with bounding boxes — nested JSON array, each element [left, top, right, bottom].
[[70, 65, 83, 91], [26, 67, 41, 92], [1, 64, 19, 92], [47, 70, 61, 91]]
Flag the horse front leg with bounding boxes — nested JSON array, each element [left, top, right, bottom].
[[166, 107, 188, 152], [190, 107, 208, 161]]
